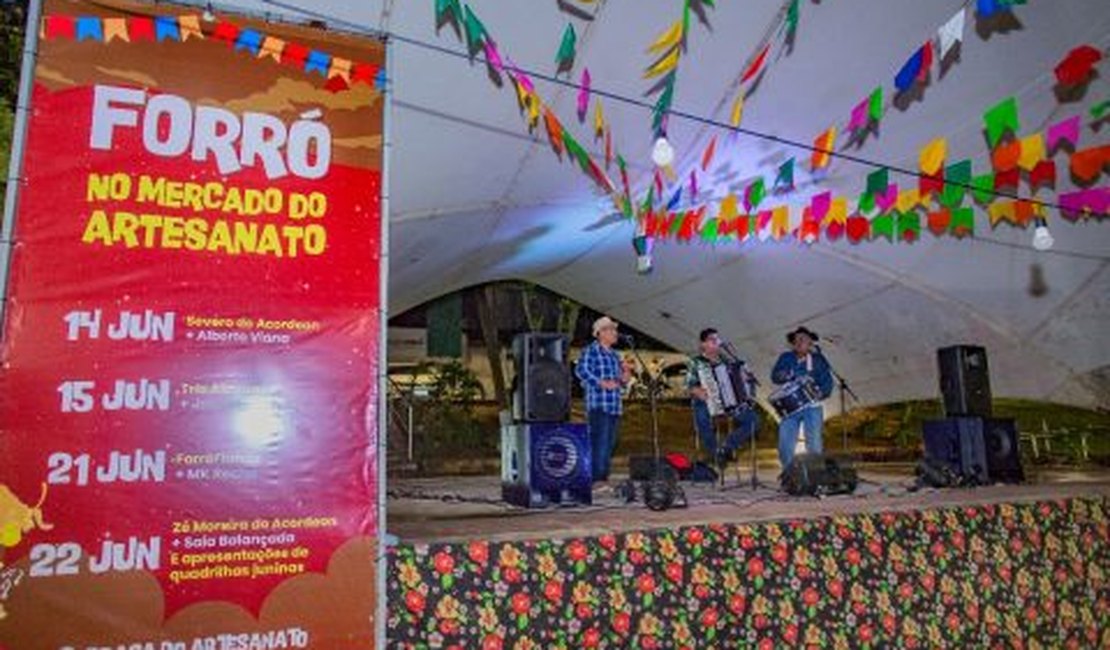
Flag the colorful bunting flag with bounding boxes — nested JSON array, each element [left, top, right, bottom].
[[950, 207, 974, 237], [1070, 145, 1110, 183], [846, 215, 870, 243], [645, 46, 681, 78], [129, 16, 155, 41], [556, 23, 577, 70], [741, 44, 770, 83], [871, 213, 895, 241], [895, 42, 930, 93], [1058, 187, 1109, 220], [543, 108, 563, 156], [103, 17, 128, 43], [993, 168, 1020, 191], [701, 136, 717, 171], [484, 40, 504, 73], [937, 8, 966, 59], [826, 198, 849, 225], [463, 6, 487, 54], [991, 138, 1021, 172], [774, 158, 795, 192], [75, 16, 103, 42], [305, 50, 330, 76], [235, 29, 263, 55], [577, 68, 591, 121], [1029, 160, 1057, 190], [1046, 115, 1080, 153], [940, 160, 972, 208], [928, 209, 951, 235], [785, 0, 800, 35], [744, 179, 766, 212], [919, 138, 946, 175], [1054, 45, 1102, 86], [811, 191, 832, 221], [729, 93, 745, 128], [154, 16, 180, 42], [868, 86, 883, 123], [647, 20, 683, 54], [983, 97, 1019, 147], [875, 184, 899, 214], [593, 102, 605, 138], [898, 211, 921, 242], [811, 126, 837, 170], [1092, 99, 1110, 121], [1017, 133, 1045, 172], [259, 36, 284, 62], [282, 42, 309, 69], [970, 173, 996, 203], [44, 15, 76, 39], [866, 168, 889, 197]]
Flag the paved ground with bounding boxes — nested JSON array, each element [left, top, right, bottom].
[[386, 465, 1110, 544]]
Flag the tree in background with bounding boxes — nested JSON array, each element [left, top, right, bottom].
[[1, 1, 28, 209]]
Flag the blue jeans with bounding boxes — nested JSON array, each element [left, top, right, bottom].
[[692, 400, 758, 457], [778, 405, 824, 468], [587, 410, 620, 481]]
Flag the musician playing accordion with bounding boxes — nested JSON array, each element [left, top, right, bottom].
[[686, 328, 759, 469], [771, 326, 834, 470]]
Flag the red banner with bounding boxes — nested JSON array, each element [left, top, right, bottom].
[[0, 1, 384, 647]]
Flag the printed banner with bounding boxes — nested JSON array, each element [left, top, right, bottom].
[[0, 0, 384, 647]]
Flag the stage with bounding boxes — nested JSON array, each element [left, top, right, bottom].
[[386, 466, 1110, 648]]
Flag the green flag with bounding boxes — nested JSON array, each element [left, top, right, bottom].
[[700, 218, 719, 242], [462, 5, 486, 53], [858, 190, 876, 215], [868, 86, 883, 122], [940, 160, 972, 208], [745, 178, 766, 210], [866, 168, 889, 197], [774, 158, 795, 191], [556, 23, 577, 69], [950, 207, 975, 237], [871, 213, 894, 240], [983, 96, 1019, 147], [970, 173, 995, 204], [898, 211, 921, 241], [785, 0, 800, 33], [1091, 99, 1110, 121]]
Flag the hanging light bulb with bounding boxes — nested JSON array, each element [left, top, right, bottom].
[[202, 2, 216, 22], [651, 135, 674, 168], [1032, 217, 1054, 251]]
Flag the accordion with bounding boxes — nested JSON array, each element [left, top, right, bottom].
[[697, 359, 756, 417]]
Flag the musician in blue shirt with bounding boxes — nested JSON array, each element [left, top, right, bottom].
[[770, 326, 834, 469], [575, 316, 632, 482], [686, 328, 759, 469]]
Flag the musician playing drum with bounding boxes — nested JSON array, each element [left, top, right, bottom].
[[771, 326, 834, 470], [686, 328, 759, 469]]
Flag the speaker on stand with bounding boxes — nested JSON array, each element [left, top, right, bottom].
[[937, 345, 993, 418], [511, 333, 570, 423]]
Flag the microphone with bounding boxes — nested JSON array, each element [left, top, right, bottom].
[[619, 334, 636, 345]]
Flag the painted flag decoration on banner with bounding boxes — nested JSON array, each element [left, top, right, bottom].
[[0, 0, 385, 647]]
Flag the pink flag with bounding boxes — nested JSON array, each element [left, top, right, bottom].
[[484, 40, 504, 73], [577, 68, 591, 121], [1058, 187, 1109, 220], [876, 184, 899, 213], [811, 191, 832, 221], [689, 169, 698, 200], [1046, 115, 1081, 153], [847, 98, 869, 132]]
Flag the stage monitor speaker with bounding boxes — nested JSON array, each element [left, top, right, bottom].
[[922, 417, 989, 485], [781, 454, 858, 496], [511, 332, 570, 423], [981, 418, 1024, 484], [501, 422, 591, 508], [937, 345, 993, 418]]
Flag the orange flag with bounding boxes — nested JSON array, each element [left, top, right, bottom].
[[811, 127, 837, 170]]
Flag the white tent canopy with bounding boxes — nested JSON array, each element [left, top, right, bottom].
[[211, 0, 1110, 411]]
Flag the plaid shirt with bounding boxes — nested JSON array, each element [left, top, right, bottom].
[[575, 341, 624, 415]]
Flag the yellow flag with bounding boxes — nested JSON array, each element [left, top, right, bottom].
[[717, 193, 739, 222], [328, 57, 353, 82], [772, 206, 790, 239], [918, 138, 946, 175], [988, 201, 1016, 226], [1018, 133, 1045, 171], [825, 197, 848, 224], [730, 93, 745, 127], [525, 95, 540, 129], [594, 101, 605, 137], [647, 21, 683, 55], [259, 36, 285, 61], [897, 189, 922, 213], [103, 17, 129, 43], [644, 45, 680, 78], [662, 164, 677, 184], [178, 15, 204, 41]]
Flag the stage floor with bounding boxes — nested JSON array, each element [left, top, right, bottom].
[[387, 465, 1110, 543]]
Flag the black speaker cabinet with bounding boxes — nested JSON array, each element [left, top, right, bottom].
[[922, 417, 989, 485], [512, 332, 570, 423], [981, 418, 1024, 483], [781, 454, 858, 496], [937, 345, 993, 418], [501, 422, 592, 508]]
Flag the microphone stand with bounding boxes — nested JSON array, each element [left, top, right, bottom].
[[722, 343, 762, 491], [624, 339, 662, 470], [819, 345, 861, 452]]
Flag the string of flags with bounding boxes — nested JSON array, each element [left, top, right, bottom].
[[434, 1, 624, 203], [39, 13, 385, 92], [636, 88, 1108, 249], [643, 0, 715, 136]]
